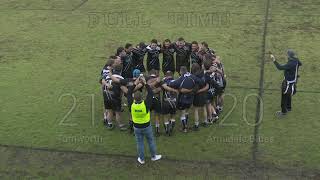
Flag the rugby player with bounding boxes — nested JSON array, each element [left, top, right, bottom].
[[168, 66, 205, 133], [146, 39, 161, 73], [173, 37, 192, 72], [161, 39, 175, 75], [161, 71, 179, 135], [213, 56, 227, 114], [122, 43, 134, 78], [100, 57, 115, 126], [103, 64, 128, 131], [203, 58, 219, 124], [146, 69, 162, 136], [191, 63, 209, 130], [190, 41, 202, 66], [132, 42, 147, 72]]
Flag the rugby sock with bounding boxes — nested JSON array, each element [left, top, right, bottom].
[[164, 122, 169, 134], [195, 121, 199, 126], [170, 119, 176, 131], [185, 116, 188, 127], [107, 121, 113, 127], [180, 116, 186, 129], [155, 123, 160, 133]]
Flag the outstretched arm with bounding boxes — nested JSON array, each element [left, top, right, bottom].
[[271, 54, 293, 70]]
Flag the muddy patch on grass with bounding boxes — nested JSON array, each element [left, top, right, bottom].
[[0, 145, 319, 179]]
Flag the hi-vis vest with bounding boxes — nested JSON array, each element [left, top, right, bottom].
[[131, 101, 150, 124]]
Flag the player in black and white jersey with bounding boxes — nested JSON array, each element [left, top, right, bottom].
[[161, 71, 179, 136], [173, 37, 192, 72], [203, 58, 219, 124], [190, 41, 202, 67], [132, 42, 147, 73], [161, 39, 175, 75], [146, 69, 162, 136], [146, 39, 161, 73], [122, 43, 134, 79], [100, 57, 115, 126], [104, 64, 128, 131], [212, 56, 227, 114]]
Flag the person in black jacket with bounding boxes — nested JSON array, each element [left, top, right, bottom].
[[270, 49, 302, 117]]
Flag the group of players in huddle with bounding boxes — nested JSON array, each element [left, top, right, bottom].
[[100, 37, 227, 136]]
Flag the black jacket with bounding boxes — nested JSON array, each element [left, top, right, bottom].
[[274, 57, 302, 82]]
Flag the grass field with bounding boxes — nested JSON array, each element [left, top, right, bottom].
[[0, 0, 320, 179]]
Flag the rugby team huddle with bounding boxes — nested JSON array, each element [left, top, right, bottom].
[[100, 37, 227, 136]]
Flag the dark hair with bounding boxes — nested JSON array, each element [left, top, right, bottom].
[[164, 39, 171, 43], [139, 42, 146, 49], [115, 47, 125, 56], [148, 69, 157, 76], [179, 66, 188, 75], [125, 43, 132, 49], [165, 71, 173, 77], [178, 37, 184, 41], [163, 39, 171, 48], [201, 41, 208, 48], [203, 59, 212, 70], [191, 41, 198, 45], [113, 64, 123, 73], [106, 59, 114, 67], [151, 39, 158, 44], [109, 55, 117, 60], [191, 63, 201, 74], [204, 53, 214, 61]]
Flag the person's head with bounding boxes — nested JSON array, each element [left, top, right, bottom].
[[113, 64, 123, 75], [191, 41, 199, 52], [133, 91, 143, 103], [191, 63, 201, 74], [138, 42, 146, 49], [179, 66, 188, 76], [177, 37, 185, 48], [203, 59, 212, 70], [287, 49, 296, 58], [109, 55, 121, 67], [148, 69, 157, 77], [165, 71, 173, 78], [132, 69, 141, 79], [150, 39, 158, 49], [204, 53, 214, 62], [106, 57, 115, 67], [116, 47, 126, 57], [125, 43, 133, 53], [163, 39, 171, 48], [201, 41, 208, 51]]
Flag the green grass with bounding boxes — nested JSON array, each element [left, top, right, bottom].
[[0, 0, 320, 179]]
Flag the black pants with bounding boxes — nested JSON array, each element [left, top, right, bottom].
[[281, 80, 296, 113]]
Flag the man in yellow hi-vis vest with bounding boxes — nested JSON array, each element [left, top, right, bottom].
[[127, 75, 162, 164]]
